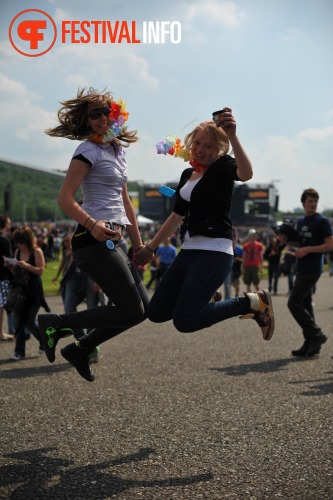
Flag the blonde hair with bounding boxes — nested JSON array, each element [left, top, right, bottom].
[[184, 120, 230, 157], [45, 87, 138, 147]]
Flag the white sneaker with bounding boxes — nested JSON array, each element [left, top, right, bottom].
[[10, 353, 25, 361]]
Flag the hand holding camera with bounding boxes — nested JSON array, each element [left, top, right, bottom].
[[212, 107, 235, 137]]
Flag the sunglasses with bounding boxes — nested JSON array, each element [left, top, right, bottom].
[[88, 107, 111, 120]]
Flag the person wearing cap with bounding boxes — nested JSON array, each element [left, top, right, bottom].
[[242, 229, 264, 293]]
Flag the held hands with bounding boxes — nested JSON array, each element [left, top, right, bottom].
[[135, 245, 154, 266]]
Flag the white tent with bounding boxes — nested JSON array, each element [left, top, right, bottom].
[[137, 214, 154, 225]]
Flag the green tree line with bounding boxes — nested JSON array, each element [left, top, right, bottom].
[[0, 159, 143, 222]]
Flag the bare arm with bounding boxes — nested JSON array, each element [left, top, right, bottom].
[[122, 185, 144, 251], [52, 256, 66, 282], [230, 134, 253, 181], [295, 235, 333, 258], [135, 212, 184, 265], [57, 158, 121, 242], [57, 159, 91, 225], [16, 248, 45, 276], [217, 107, 253, 181]]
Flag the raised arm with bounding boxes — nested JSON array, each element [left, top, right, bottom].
[[216, 107, 253, 182]]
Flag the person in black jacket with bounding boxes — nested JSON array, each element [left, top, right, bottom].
[[0, 214, 14, 341], [280, 188, 333, 357], [136, 109, 275, 341], [263, 236, 285, 295]]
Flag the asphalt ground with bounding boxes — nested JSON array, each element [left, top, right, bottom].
[[1, 273, 333, 499]]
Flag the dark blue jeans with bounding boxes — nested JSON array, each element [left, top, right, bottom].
[[148, 250, 250, 333], [268, 263, 280, 293], [287, 272, 323, 340], [61, 242, 149, 350], [62, 269, 99, 339]]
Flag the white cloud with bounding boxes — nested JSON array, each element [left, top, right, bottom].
[[0, 73, 39, 99], [297, 126, 333, 141], [52, 43, 159, 89], [251, 125, 333, 211], [184, 0, 247, 28], [0, 73, 64, 155]]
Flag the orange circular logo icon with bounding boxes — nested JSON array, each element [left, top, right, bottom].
[[9, 9, 57, 57]]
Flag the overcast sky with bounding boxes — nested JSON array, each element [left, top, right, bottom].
[[1, 0, 332, 212]]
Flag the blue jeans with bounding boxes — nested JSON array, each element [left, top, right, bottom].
[[224, 270, 231, 300], [61, 242, 149, 350], [62, 269, 98, 339], [287, 272, 323, 340], [148, 250, 250, 333]]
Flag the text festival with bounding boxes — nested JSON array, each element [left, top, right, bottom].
[[61, 20, 182, 44]]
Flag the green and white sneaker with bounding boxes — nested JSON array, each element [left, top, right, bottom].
[[88, 346, 99, 364], [61, 341, 95, 382]]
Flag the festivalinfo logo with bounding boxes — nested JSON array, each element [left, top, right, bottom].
[[9, 9, 182, 57]]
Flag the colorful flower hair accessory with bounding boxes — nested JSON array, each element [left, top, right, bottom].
[[155, 135, 191, 162], [90, 98, 129, 144], [156, 135, 211, 172]]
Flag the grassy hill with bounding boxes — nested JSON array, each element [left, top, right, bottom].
[[0, 158, 67, 222], [0, 157, 145, 223]]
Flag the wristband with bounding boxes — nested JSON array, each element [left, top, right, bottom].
[[86, 219, 96, 231], [89, 220, 99, 232], [84, 215, 93, 228]]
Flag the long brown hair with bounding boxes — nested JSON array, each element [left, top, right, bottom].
[[45, 87, 138, 147], [13, 225, 36, 253]]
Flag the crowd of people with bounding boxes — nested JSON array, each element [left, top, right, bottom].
[[1, 195, 332, 367], [1, 88, 332, 380]]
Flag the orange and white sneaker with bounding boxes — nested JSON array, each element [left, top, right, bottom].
[[240, 289, 275, 341]]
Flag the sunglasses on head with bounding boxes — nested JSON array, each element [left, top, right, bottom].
[[88, 107, 111, 120]]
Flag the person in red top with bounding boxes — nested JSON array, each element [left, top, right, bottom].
[[242, 229, 264, 292]]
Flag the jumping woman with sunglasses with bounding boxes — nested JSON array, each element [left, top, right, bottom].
[[38, 87, 149, 381]]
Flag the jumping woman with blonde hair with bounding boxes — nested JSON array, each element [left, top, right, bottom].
[[136, 108, 275, 341]]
